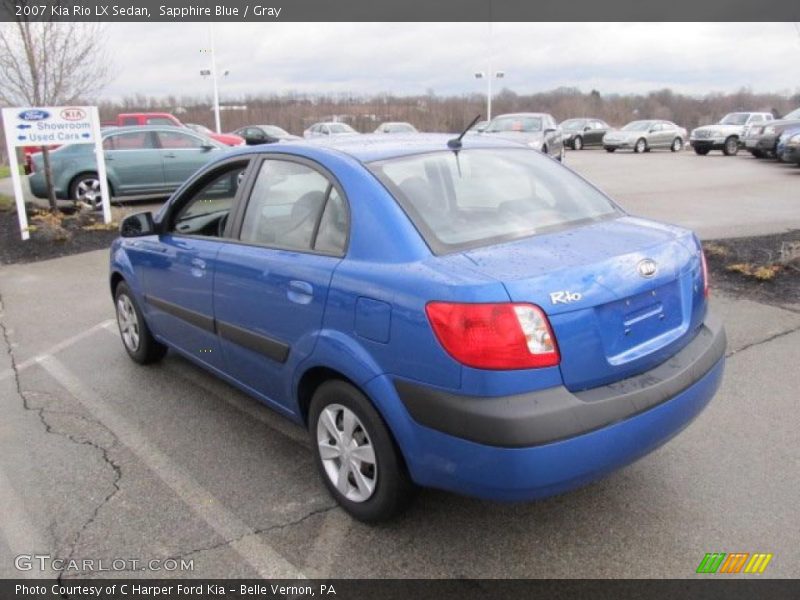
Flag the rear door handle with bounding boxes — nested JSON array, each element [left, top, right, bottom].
[[164, 153, 177, 159], [287, 280, 313, 304]]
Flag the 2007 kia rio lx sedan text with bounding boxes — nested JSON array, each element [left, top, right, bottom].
[[109, 134, 726, 522]]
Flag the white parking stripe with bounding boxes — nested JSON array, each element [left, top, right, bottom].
[[0, 319, 116, 383], [38, 355, 305, 579], [0, 465, 54, 578], [303, 508, 351, 578]]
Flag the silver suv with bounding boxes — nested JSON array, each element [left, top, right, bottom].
[[690, 112, 773, 156]]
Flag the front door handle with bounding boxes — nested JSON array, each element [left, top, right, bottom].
[[164, 153, 177, 159], [287, 280, 313, 304]]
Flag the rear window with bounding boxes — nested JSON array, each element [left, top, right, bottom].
[[368, 148, 620, 254]]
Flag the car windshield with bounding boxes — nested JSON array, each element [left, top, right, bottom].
[[719, 113, 749, 125], [783, 108, 800, 120], [263, 126, 290, 137], [485, 116, 543, 133], [369, 148, 619, 254], [330, 123, 357, 134], [561, 119, 586, 130], [188, 124, 212, 134], [622, 121, 653, 131]]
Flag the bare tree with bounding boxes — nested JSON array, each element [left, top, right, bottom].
[[0, 15, 110, 212]]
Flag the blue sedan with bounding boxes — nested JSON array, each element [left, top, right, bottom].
[[109, 134, 726, 522]]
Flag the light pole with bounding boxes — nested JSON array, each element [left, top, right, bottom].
[[474, 70, 504, 122], [200, 24, 223, 133]]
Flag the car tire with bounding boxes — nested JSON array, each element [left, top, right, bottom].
[[671, 137, 683, 152], [114, 282, 167, 364], [69, 172, 104, 209], [750, 150, 765, 159], [573, 136, 583, 151], [722, 136, 739, 156], [605, 147, 616, 153], [694, 146, 710, 156], [634, 138, 647, 153], [309, 380, 414, 523]]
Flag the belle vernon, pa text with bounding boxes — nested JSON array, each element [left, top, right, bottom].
[[39, 4, 283, 18], [16, 583, 337, 597]]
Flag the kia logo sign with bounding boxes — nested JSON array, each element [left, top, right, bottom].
[[637, 258, 658, 278], [60, 108, 86, 121], [18, 109, 50, 121]]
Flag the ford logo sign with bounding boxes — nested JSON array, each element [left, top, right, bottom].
[[637, 258, 658, 278], [18, 109, 50, 121]]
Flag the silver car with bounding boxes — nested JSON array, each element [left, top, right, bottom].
[[374, 122, 418, 134], [303, 122, 360, 138], [603, 120, 687, 153], [481, 113, 564, 161], [690, 112, 773, 156]]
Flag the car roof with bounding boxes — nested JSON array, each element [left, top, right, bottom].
[[270, 133, 527, 163], [492, 112, 551, 119], [102, 125, 195, 135]]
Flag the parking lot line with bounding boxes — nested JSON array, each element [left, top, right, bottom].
[[38, 355, 306, 579], [0, 319, 116, 383], [0, 464, 54, 578]]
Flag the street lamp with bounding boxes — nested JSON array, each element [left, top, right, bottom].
[[474, 70, 504, 122], [200, 24, 227, 134]]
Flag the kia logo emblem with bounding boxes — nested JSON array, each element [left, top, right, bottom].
[[637, 259, 658, 278], [60, 108, 86, 121]]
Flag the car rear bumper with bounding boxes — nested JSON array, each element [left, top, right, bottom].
[[389, 311, 725, 501]]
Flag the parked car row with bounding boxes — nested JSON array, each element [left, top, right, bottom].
[[742, 107, 800, 161]]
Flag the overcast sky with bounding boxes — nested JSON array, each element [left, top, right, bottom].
[[102, 22, 800, 101]]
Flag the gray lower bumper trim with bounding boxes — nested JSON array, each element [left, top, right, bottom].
[[395, 311, 726, 448]]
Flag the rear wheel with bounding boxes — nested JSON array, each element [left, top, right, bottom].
[[694, 146, 710, 156], [634, 138, 647, 153], [573, 136, 583, 150], [114, 282, 167, 364], [671, 137, 683, 152], [310, 380, 414, 522], [722, 136, 739, 156], [605, 147, 616, 153], [70, 173, 102, 208]]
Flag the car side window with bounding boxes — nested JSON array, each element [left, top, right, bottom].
[[104, 131, 154, 150], [314, 188, 348, 255], [157, 131, 205, 149], [240, 160, 345, 254], [169, 162, 248, 237], [749, 115, 763, 123], [121, 117, 138, 126]]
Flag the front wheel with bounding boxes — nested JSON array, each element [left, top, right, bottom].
[[671, 137, 683, 152], [310, 380, 414, 522], [634, 138, 647, 153], [694, 147, 710, 156], [722, 136, 739, 156], [114, 282, 167, 364], [573, 136, 583, 151], [605, 147, 616, 153]]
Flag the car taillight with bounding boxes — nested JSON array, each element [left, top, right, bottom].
[[425, 302, 559, 370], [700, 250, 709, 298]]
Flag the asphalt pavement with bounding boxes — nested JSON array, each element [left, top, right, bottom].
[[0, 149, 798, 579]]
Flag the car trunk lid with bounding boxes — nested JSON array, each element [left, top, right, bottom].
[[461, 217, 706, 390]]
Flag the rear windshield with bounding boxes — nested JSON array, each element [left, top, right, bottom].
[[368, 148, 620, 254]]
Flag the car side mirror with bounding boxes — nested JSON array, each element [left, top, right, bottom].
[[544, 128, 556, 134], [201, 143, 216, 151], [584, 126, 591, 132], [649, 127, 657, 133], [120, 212, 156, 238]]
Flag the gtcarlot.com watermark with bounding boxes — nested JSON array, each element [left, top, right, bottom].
[[15, 553, 194, 573]]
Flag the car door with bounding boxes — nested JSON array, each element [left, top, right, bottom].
[[587, 120, 607, 145], [134, 158, 252, 370], [103, 130, 164, 194], [213, 157, 349, 413], [156, 129, 219, 188]]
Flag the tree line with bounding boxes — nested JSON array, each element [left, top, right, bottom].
[[97, 87, 800, 135]]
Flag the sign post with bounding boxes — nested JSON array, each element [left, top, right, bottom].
[[0, 106, 110, 241]]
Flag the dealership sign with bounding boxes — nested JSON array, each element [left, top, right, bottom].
[[1, 106, 109, 240], [9, 106, 97, 147]]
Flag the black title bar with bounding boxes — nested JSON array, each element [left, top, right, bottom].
[[3, 0, 800, 22]]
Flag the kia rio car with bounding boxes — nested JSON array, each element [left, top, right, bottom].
[[110, 134, 726, 522]]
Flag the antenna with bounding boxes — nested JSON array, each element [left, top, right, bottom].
[[448, 114, 482, 150]]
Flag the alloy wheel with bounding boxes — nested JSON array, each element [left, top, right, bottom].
[[75, 177, 101, 207]]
